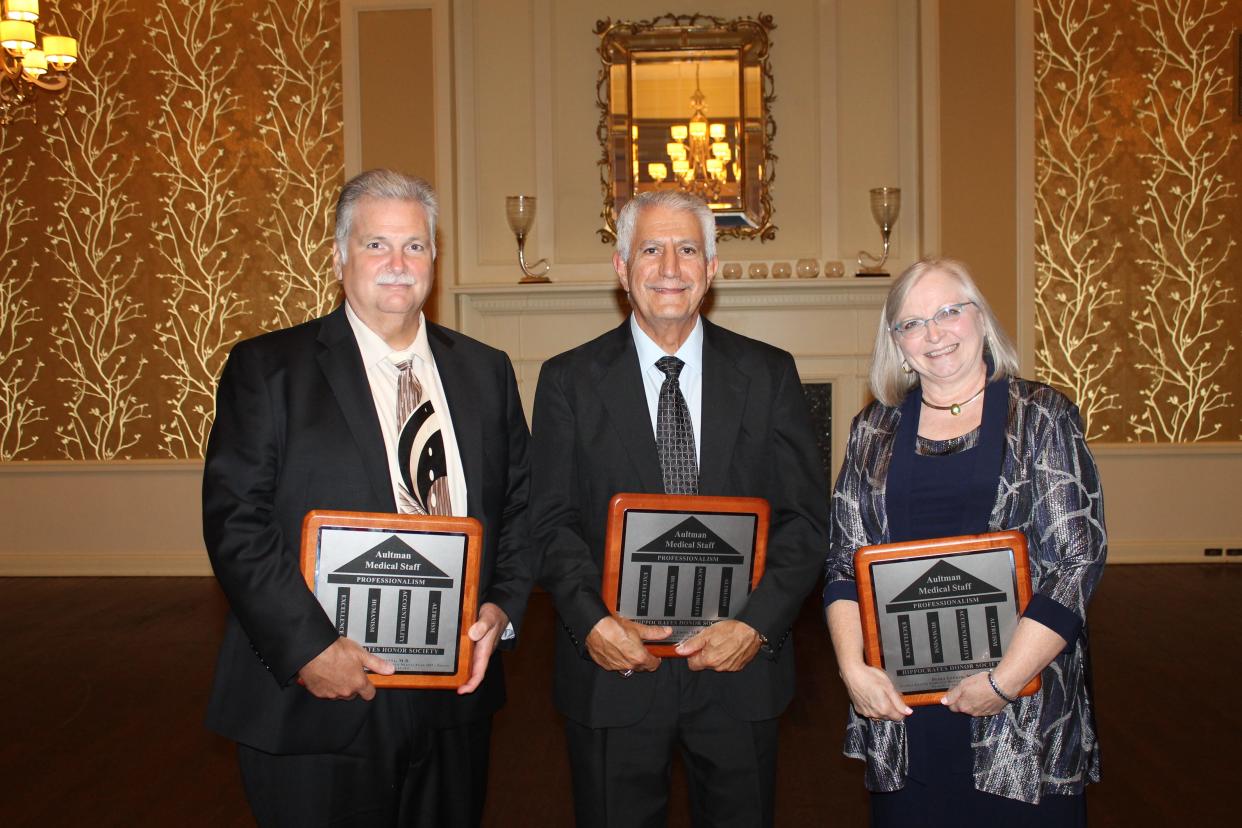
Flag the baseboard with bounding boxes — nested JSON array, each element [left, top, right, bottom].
[[0, 550, 212, 576], [1, 543, 1234, 576], [1107, 540, 1242, 565], [3, 445, 1239, 575]]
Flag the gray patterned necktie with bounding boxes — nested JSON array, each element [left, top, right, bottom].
[[655, 356, 698, 495], [394, 358, 452, 515]]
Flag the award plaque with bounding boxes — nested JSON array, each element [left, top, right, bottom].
[[299, 510, 481, 689], [855, 530, 1041, 706], [602, 493, 769, 657]]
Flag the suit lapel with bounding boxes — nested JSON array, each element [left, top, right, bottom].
[[316, 306, 396, 511], [595, 323, 664, 493], [698, 320, 748, 495], [427, 324, 483, 519]]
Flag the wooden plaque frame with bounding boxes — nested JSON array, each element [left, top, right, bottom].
[[300, 509, 482, 689], [603, 493, 769, 657], [855, 530, 1041, 706]]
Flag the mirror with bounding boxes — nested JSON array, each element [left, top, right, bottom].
[[595, 13, 777, 243]]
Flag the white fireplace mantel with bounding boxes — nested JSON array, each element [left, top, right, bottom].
[[453, 278, 891, 476]]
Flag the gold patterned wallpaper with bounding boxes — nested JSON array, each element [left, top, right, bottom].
[[3, 2, 1239, 460], [0, 0, 343, 460], [1035, 0, 1241, 441]]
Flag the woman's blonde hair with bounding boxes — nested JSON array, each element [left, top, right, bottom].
[[869, 257, 1020, 406]]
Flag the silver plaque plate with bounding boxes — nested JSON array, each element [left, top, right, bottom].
[[615, 509, 760, 644], [308, 525, 469, 675], [868, 547, 1022, 695]]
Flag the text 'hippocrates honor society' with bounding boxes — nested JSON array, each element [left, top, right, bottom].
[[313, 528, 467, 674], [618, 512, 757, 641]]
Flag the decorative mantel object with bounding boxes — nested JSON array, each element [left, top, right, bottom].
[[856, 187, 900, 277], [506, 195, 551, 283]]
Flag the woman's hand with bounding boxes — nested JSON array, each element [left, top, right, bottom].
[[826, 599, 913, 721], [840, 662, 914, 721], [942, 671, 1010, 717], [942, 617, 1068, 716]]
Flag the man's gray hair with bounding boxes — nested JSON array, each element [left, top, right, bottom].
[[870, 257, 1020, 406], [615, 191, 717, 262], [334, 169, 438, 263]]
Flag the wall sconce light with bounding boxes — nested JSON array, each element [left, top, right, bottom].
[[857, 187, 901, 277], [1, 0, 80, 124], [505, 195, 550, 283]]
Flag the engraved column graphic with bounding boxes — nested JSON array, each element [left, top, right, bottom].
[[617, 512, 759, 642], [630, 516, 745, 620], [315, 532, 464, 674], [876, 557, 1016, 694]]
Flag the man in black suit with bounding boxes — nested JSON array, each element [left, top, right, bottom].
[[203, 170, 532, 826], [531, 191, 830, 826]]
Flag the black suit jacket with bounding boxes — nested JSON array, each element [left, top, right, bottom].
[[203, 305, 532, 754], [531, 319, 830, 728]]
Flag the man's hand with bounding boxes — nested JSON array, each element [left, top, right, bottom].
[[457, 602, 509, 695], [675, 619, 762, 672], [297, 637, 395, 701], [585, 615, 671, 673]]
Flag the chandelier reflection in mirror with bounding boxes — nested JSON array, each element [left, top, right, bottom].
[[596, 13, 776, 243], [0, 0, 79, 124], [645, 65, 739, 204]]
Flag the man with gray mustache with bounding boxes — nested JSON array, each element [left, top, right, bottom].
[[203, 169, 534, 826]]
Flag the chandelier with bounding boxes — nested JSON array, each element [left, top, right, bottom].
[[1, 0, 78, 124], [644, 66, 737, 203]]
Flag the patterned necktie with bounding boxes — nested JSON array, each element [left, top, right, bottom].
[[655, 356, 698, 495], [394, 358, 453, 515]]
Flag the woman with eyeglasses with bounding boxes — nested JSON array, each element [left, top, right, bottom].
[[823, 258, 1105, 825]]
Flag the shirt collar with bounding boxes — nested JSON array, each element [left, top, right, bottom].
[[343, 301, 432, 370], [630, 314, 704, 375]]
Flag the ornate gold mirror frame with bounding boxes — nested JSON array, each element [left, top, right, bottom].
[[595, 13, 777, 243]]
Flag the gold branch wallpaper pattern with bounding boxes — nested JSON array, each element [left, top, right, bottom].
[[1035, 0, 1241, 441], [0, 108, 46, 460], [46, 0, 150, 460], [0, 0, 342, 460], [2, 1, 1239, 459], [1129, 0, 1237, 441], [1034, 0, 1124, 439]]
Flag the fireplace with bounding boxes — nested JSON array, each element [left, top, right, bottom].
[[453, 278, 887, 481]]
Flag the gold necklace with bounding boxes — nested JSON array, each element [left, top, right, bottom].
[[922, 385, 985, 416]]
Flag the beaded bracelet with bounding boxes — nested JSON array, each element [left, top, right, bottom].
[[987, 669, 1019, 705]]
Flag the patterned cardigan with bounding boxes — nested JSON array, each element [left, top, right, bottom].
[[824, 377, 1105, 804]]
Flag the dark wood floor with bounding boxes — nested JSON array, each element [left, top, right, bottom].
[[2, 566, 1239, 826]]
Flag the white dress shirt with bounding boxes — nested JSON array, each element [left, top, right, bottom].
[[344, 301, 468, 516], [630, 314, 704, 463]]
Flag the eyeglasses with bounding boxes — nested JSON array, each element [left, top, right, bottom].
[[891, 301, 977, 338]]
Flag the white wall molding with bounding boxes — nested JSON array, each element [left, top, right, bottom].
[[0, 460, 209, 576], [1106, 541, 1242, 565], [2, 440, 1240, 573], [1091, 442, 1242, 563]]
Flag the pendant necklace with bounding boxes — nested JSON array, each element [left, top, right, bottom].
[[922, 385, 985, 416]]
